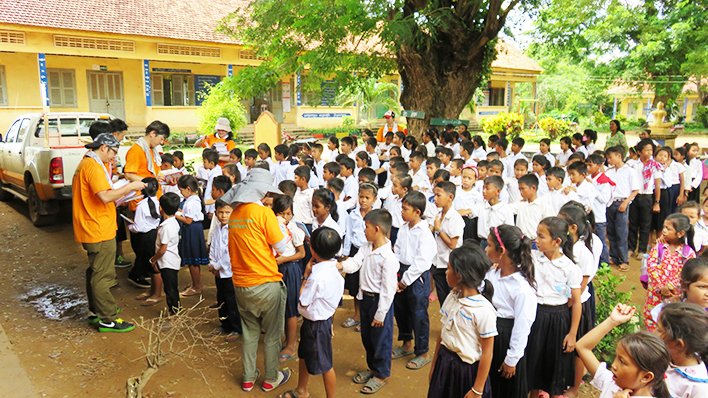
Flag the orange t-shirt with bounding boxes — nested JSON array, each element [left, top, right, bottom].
[[72, 157, 117, 243], [377, 124, 405, 142], [228, 203, 285, 288], [124, 144, 162, 210], [203, 134, 236, 167]]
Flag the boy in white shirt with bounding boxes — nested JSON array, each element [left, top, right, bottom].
[[393, 192, 436, 370], [430, 181, 464, 304], [586, 153, 614, 267], [564, 162, 597, 210], [338, 210, 398, 394], [460, 140, 477, 166], [509, 174, 554, 241], [292, 227, 344, 398], [679, 201, 707, 256], [293, 166, 315, 227], [507, 158, 529, 204], [545, 167, 579, 214], [208, 199, 242, 341], [312, 144, 327, 187], [202, 149, 223, 218], [468, 175, 513, 247], [326, 178, 348, 234], [449, 159, 463, 187], [604, 146, 639, 271], [150, 193, 181, 315], [486, 160, 511, 204], [340, 157, 358, 210], [384, 173, 411, 246], [408, 151, 429, 192]]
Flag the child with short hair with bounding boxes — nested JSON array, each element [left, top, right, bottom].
[[604, 146, 639, 271], [392, 191, 436, 370], [680, 201, 708, 255], [383, 173, 411, 246], [293, 165, 315, 227], [311, 144, 326, 187], [326, 178, 348, 233], [486, 159, 510, 204], [129, 178, 161, 293], [533, 138, 555, 166], [243, 148, 258, 177], [202, 149, 223, 219], [340, 157, 358, 210], [205, 175, 232, 247], [509, 137, 527, 164], [509, 174, 554, 241], [284, 227, 344, 398], [257, 142, 277, 176], [455, 166, 483, 242], [338, 209, 398, 394], [229, 148, 248, 178], [431, 181, 465, 304], [427, 243, 496, 398], [544, 167, 577, 214], [467, 176, 513, 248], [321, 161, 340, 186], [563, 161, 597, 210], [209, 199, 242, 342], [160, 153, 184, 199], [449, 159, 463, 187], [150, 192, 182, 315], [409, 151, 429, 192]]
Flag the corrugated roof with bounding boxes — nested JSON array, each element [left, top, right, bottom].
[[491, 41, 543, 73], [0, 0, 246, 44]]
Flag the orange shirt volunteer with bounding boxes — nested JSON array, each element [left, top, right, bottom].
[[377, 124, 405, 142], [202, 134, 236, 167], [123, 144, 161, 210], [72, 157, 116, 243], [228, 203, 284, 288]]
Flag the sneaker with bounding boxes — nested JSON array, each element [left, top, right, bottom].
[[262, 370, 291, 392], [128, 276, 150, 289], [98, 318, 135, 333], [242, 369, 260, 392], [88, 308, 120, 324], [115, 256, 132, 268]]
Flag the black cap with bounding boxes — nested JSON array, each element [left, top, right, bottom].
[[85, 133, 120, 149]]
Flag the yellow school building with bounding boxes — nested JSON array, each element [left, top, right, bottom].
[[0, 0, 542, 133], [608, 81, 704, 123]]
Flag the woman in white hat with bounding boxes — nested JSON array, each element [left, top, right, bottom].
[[195, 117, 236, 167]]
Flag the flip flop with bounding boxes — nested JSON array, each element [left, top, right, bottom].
[[135, 292, 151, 300], [619, 263, 630, 272], [279, 390, 301, 398], [354, 324, 361, 333], [140, 298, 162, 307], [353, 370, 373, 384], [279, 353, 297, 364], [428, 294, 438, 303], [225, 332, 241, 342], [361, 378, 386, 394], [341, 317, 360, 328], [391, 346, 415, 359], [406, 355, 432, 369], [180, 287, 202, 297]]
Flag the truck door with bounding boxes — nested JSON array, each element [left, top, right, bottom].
[[1, 119, 23, 187], [4, 118, 31, 189]]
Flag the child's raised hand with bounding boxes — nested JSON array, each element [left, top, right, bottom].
[[609, 303, 636, 325], [563, 333, 576, 353]]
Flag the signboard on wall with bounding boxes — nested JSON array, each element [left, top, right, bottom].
[[430, 118, 469, 126], [283, 82, 291, 113], [320, 80, 338, 106], [302, 113, 350, 118], [195, 75, 222, 106], [143, 60, 151, 106], [38, 53, 49, 107]]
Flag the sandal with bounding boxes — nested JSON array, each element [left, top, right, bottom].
[[619, 263, 630, 272], [135, 292, 151, 300], [279, 390, 302, 398], [140, 298, 162, 307], [354, 324, 361, 333], [353, 370, 373, 384], [391, 346, 415, 359], [361, 378, 386, 394], [279, 353, 297, 364], [225, 331, 241, 342], [428, 293, 438, 303], [406, 355, 432, 369], [180, 287, 201, 297], [341, 317, 360, 328]]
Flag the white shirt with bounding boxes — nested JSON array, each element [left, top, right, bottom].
[[335, 199, 348, 233], [340, 240, 399, 322], [327, 148, 339, 162], [299, 260, 345, 321], [452, 143, 461, 159], [368, 151, 381, 170], [312, 215, 344, 239], [664, 160, 686, 187], [182, 194, 204, 222], [439, 293, 498, 365], [535, 173, 549, 197], [693, 220, 708, 252], [532, 251, 582, 306], [605, 164, 639, 200], [343, 207, 367, 256], [394, 220, 436, 286], [590, 363, 654, 398], [264, 157, 277, 177], [573, 240, 597, 302], [533, 152, 555, 167], [590, 174, 613, 223], [314, 159, 326, 187], [410, 167, 429, 191], [666, 361, 708, 398], [469, 201, 513, 239], [509, 197, 554, 240], [156, 217, 181, 270], [279, 219, 305, 258], [424, 141, 436, 157], [433, 208, 465, 268], [500, 156, 516, 178], [573, 180, 597, 210], [129, 196, 160, 233], [632, 158, 663, 195], [342, 174, 358, 210], [689, 157, 703, 190], [383, 190, 403, 229], [209, 222, 232, 278], [544, 189, 579, 215], [308, 170, 320, 189], [454, 186, 483, 212], [293, 187, 315, 224], [204, 165, 223, 214], [556, 149, 572, 167], [450, 175, 461, 187], [577, 143, 597, 158], [471, 147, 487, 162], [273, 160, 295, 186], [506, 178, 521, 204], [236, 162, 248, 181], [485, 268, 537, 367]]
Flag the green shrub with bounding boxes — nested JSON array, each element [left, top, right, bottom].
[[592, 267, 639, 362], [592, 111, 609, 127], [196, 82, 248, 139], [341, 115, 356, 127], [307, 126, 361, 137], [696, 104, 708, 128], [480, 112, 524, 139], [538, 117, 573, 140]]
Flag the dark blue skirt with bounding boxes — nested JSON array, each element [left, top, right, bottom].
[[490, 318, 528, 398], [279, 260, 302, 319], [526, 304, 574, 396], [179, 221, 208, 266], [428, 345, 492, 398]]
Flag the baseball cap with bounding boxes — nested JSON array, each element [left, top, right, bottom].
[[383, 111, 395, 118], [85, 133, 120, 149]]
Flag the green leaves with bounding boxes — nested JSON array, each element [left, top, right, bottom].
[[196, 82, 248, 138]]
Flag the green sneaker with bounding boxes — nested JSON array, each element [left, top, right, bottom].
[[88, 308, 120, 324], [98, 318, 135, 333]]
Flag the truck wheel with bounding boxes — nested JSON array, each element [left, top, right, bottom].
[[0, 182, 13, 202], [28, 184, 56, 227]]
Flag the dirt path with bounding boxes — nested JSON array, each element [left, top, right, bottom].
[[0, 198, 638, 398]]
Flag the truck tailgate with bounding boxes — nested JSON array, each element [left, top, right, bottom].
[[59, 148, 86, 185]]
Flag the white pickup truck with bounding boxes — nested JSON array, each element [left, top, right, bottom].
[[0, 112, 114, 226]]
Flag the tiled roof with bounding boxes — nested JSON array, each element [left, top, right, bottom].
[[492, 41, 543, 73], [0, 0, 247, 44]]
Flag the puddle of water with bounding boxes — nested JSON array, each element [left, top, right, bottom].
[[20, 286, 87, 321]]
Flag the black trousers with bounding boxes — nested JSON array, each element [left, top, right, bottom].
[[628, 194, 653, 254], [215, 276, 242, 333], [431, 267, 451, 305], [160, 268, 180, 314]]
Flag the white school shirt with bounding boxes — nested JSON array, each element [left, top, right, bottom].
[[508, 151, 528, 168], [235, 162, 248, 181], [544, 189, 579, 215], [680, 160, 692, 190], [279, 219, 305, 258], [204, 165, 223, 214], [632, 158, 663, 195], [273, 160, 295, 186], [327, 148, 339, 162], [394, 220, 436, 287], [129, 196, 160, 233], [342, 174, 358, 210], [209, 222, 232, 278], [182, 194, 204, 222], [533, 152, 555, 167], [469, 201, 513, 240], [314, 159, 326, 187], [590, 174, 612, 223], [424, 141, 436, 157], [591, 233, 603, 268], [605, 164, 639, 200], [156, 217, 181, 271], [693, 220, 708, 252], [689, 157, 703, 190], [533, 251, 582, 305], [340, 240, 398, 322], [439, 293, 498, 365], [500, 156, 515, 178], [507, 177, 522, 204], [471, 147, 487, 162], [312, 214, 344, 239], [433, 208, 465, 269], [453, 186, 483, 212], [556, 149, 572, 167], [573, 240, 597, 303], [666, 361, 708, 398], [450, 175, 461, 187], [574, 180, 596, 210], [343, 207, 366, 256], [590, 363, 654, 398], [308, 170, 320, 189], [410, 167, 428, 190], [265, 157, 277, 177], [508, 197, 554, 240], [383, 190, 404, 229], [535, 173, 550, 197], [664, 160, 686, 187], [485, 268, 537, 367], [162, 183, 184, 200], [335, 199, 348, 233], [401, 147, 411, 162], [368, 151, 381, 170], [299, 260, 345, 321], [452, 143, 461, 159], [578, 143, 597, 158], [293, 187, 315, 224]]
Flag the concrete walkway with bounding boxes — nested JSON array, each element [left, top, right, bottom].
[[0, 321, 39, 398]]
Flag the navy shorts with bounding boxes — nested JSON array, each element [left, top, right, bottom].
[[298, 317, 334, 375]]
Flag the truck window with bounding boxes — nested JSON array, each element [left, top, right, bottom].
[[35, 118, 82, 138], [16, 118, 31, 142], [5, 119, 21, 143]]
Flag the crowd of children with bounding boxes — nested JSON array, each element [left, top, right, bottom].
[[82, 118, 708, 398]]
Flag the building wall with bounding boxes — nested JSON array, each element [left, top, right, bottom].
[[613, 93, 700, 123]]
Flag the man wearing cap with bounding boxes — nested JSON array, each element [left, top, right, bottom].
[[195, 117, 236, 167], [73, 133, 147, 332], [124, 121, 170, 209], [376, 110, 405, 142], [221, 168, 291, 392]]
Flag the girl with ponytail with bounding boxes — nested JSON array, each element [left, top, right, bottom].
[[129, 177, 163, 304], [527, 216, 583, 398], [484, 225, 537, 398]]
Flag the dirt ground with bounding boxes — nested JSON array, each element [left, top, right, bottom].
[[0, 198, 643, 398]]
